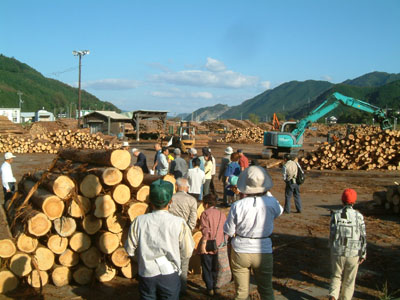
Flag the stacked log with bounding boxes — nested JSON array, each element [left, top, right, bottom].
[[1, 148, 171, 292], [370, 185, 400, 214], [217, 126, 264, 143], [0, 129, 121, 154], [300, 127, 400, 171]]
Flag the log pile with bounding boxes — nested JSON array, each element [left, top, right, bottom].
[[217, 126, 264, 144], [0, 116, 26, 135], [0, 130, 120, 154], [0, 148, 180, 292], [300, 127, 400, 171], [370, 185, 400, 214]]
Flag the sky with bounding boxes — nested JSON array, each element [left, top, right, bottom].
[[1, 0, 400, 115]]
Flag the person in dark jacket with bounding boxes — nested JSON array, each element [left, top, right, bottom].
[[132, 148, 149, 174]]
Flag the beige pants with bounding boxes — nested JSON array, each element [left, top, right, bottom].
[[329, 255, 360, 300], [230, 249, 274, 300]]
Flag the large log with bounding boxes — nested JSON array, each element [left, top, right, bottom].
[[27, 270, 49, 288], [0, 239, 17, 258], [132, 185, 150, 202], [127, 202, 149, 222], [32, 171, 75, 200], [9, 252, 32, 277], [106, 213, 126, 234], [94, 195, 116, 218], [16, 234, 38, 254], [82, 215, 103, 235], [68, 195, 91, 218], [80, 174, 102, 198], [98, 232, 120, 254], [59, 149, 131, 170], [27, 211, 52, 237], [111, 247, 130, 267], [95, 262, 116, 282], [69, 232, 91, 253], [21, 180, 64, 220], [124, 166, 144, 188], [51, 266, 72, 287], [112, 184, 131, 205], [73, 266, 93, 285], [80, 247, 101, 269], [0, 270, 19, 293], [92, 167, 123, 186], [47, 235, 68, 255], [59, 249, 79, 267], [34, 246, 55, 271], [54, 216, 77, 237]]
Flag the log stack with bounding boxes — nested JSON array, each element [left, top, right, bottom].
[[300, 127, 400, 171], [370, 185, 400, 214], [0, 129, 120, 154], [0, 148, 181, 292], [217, 126, 264, 144]]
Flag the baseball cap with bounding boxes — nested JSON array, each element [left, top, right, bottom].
[[4, 152, 16, 160], [150, 179, 174, 208]]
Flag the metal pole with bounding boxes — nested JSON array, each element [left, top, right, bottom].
[[78, 54, 82, 127]]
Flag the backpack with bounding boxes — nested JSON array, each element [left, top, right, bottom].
[[296, 163, 305, 185]]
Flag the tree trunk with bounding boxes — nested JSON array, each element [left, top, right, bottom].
[[0, 270, 19, 293], [53, 216, 77, 237], [73, 266, 93, 285], [80, 174, 102, 198], [47, 235, 68, 255], [34, 246, 55, 271], [0, 239, 17, 258], [59, 249, 79, 267], [98, 232, 120, 254], [106, 213, 126, 234], [51, 265, 71, 287], [80, 247, 101, 269], [82, 215, 102, 235], [95, 262, 116, 282], [111, 247, 130, 267], [59, 149, 131, 170], [69, 232, 91, 253], [9, 252, 32, 277], [112, 184, 131, 205], [124, 166, 144, 188], [94, 195, 116, 218], [16, 234, 38, 254]]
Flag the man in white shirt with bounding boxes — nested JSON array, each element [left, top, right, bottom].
[[1, 152, 16, 204], [187, 157, 205, 201], [224, 166, 283, 300], [156, 147, 169, 176], [125, 179, 194, 300]]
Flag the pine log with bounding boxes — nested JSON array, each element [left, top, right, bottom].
[[54, 217, 77, 237], [80, 247, 101, 269], [0, 239, 17, 258], [94, 195, 116, 218], [132, 185, 150, 202], [95, 262, 116, 282], [21, 180, 64, 220], [27, 212, 52, 237], [120, 261, 138, 279], [9, 252, 32, 277], [127, 202, 149, 222], [16, 234, 38, 254], [27, 270, 49, 288], [51, 266, 72, 287], [69, 232, 91, 253], [92, 167, 123, 186], [34, 246, 55, 271], [124, 166, 144, 188], [80, 174, 102, 198], [106, 213, 126, 234], [32, 171, 75, 200], [82, 215, 103, 235], [112, 184, 131, 205], [0, 270, 19, 293], [68, 195, 91, 218], [73, 266, 93, 285], [59, 249, 80, 267], [98, 232, 120, 254], [111, 247, 130, 267], [47, 235, 68, 254], [59, 149, 131, 170]]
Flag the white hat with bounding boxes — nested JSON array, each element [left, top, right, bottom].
[[4, 152, 16, 160], [131, 148, 139, 153], [122, 141, 129, 147], [225, 146, 233, 155], [237, 166, 273, 194], [189, 148, 197, 155]]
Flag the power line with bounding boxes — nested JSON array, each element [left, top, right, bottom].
[[48, 66, 79, 77]]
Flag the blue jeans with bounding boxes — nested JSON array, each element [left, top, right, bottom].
[[138, 272, 180, 300], [284, 181, 301, 213]]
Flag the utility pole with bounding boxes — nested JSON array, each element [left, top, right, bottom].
[[73, 50, 90, 127], [17, 91, 23, 110]]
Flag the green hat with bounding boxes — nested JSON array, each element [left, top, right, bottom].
[[150, 179, 174, 207]]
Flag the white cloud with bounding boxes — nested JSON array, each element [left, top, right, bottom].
[[205, 57, 226, 72], [82, 79, 140, 90], [150, 89, 213, 99], [260, 81, 271, 90]]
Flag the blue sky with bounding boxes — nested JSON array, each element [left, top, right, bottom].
[[1, 0, 399, 115]]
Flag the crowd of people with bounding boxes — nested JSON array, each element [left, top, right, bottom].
[[0, 145, 367, 300]]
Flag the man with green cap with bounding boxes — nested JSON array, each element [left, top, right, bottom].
[[125, 179, 195, 300]]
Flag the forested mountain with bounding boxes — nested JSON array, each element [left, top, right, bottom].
[[343, 71, 400, 87], [183, 104, 230, 121], [0, 55, 118, 113]]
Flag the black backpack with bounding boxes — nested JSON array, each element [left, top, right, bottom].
[[296, 163, 305, 185]]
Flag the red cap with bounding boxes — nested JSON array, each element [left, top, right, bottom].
[[342, 188, 357, 205]]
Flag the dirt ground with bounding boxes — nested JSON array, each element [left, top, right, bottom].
[[1, 137, 399, 300]]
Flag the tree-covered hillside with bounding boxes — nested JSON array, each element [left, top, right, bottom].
[[0, 54, 118, 113]]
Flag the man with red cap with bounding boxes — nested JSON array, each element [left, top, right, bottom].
[[328, 188, 366, 300]]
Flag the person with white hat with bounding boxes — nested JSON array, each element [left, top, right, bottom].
[[1, 152, 17, 204], [224, 166, 283, 300], [122, 141, 130, 150], [218, 146, 233, 206], [132, 148, 149, 174]]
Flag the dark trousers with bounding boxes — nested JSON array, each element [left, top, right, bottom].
[[284, 181, 301, 213], [189, 193, 200, 201], [210, 176, 216, 194], [138, 272, 180, 300], [2, 182, 15, 204], [201, 253, 218, 290]]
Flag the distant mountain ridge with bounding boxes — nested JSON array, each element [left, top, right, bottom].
[[0, 54, 118, 113], [184, 104, 230, 121]]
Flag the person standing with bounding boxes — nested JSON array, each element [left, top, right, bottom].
[[224, 166, 283, 300], [1, 152, 17, 204], [124, 179, 195, 300], [188, 148, 204, 171], [156, 147, 169, 176], [187, 158, 205, 201], [237, 149, 249, 171], [203, 151, 213, 197], [152, 143, 162, 174], [170, 148, 188, 179], [169, 178, 198, 294], [282, 154, 302, 213], [132, 148, 149, 174], [199, 194, 227, 296], [328, 189, 366, 300], [208, 148, 217, 194], [218, 146, 233, 205]]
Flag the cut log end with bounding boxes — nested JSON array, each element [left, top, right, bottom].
[[95, 262, 116, 282], [80, 247, 101, 269], [0, 239, 17, 258], [52, 266, 72, 287], [47, 235, 68, 255], [0, 270, 19, 293], [27, 270, 49, 288], [111, 247, 130, 267], [10, 252, 32, 277], [34, 247, 55, 271], [98, 232, 120, 254], [80, 174, 102, 198], [28, 213, 52, 237], [73, 266, 93, 285], [127, 203, 149, 222], [54, 217, 77, 237], [94, 195, 116, 218], [59, 249, 80, 267], [69, 232, 91, 253], [82, 215, 103, 235]]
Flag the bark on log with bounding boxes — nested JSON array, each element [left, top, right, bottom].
[[94, 195, 116, 218], [16, 234, 38, 254], [27, 270, 49, 288], [127, 203, 149, 222], [98, 232, 120, 254], [9, 252, 32, 277], [59, 149, 131, 170], [47, 235, 68, 255], [53, 217, 77, 237], [80, 247, 101, 269], [82, 215, 102, 235], [80, 174, 102, 198], [59, 249, 79, 267], [69, 232, 91, 253], [124, 166, 144, 188], [51, 266, 72, 287], [112, 184, 131, 205], [95, 262, 116, 282], [111, 247, 130, 267], [0, 239, 17, 258], [73, 266, 93, 285], [0, 270, 19, 293], [34, 246, 55, 271]]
